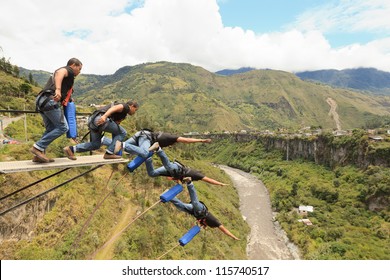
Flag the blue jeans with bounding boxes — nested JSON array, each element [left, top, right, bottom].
[[34, 98, 68, 151], [102, 135, 151, 158], [145, 149, 180, 177], [170, 182, 206, 217], [123, 136, 151, 158], [75, 115, 126, 154]]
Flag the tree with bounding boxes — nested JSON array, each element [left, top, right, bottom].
[[29, 72, 34, 84], [19, 83, 32, 97]]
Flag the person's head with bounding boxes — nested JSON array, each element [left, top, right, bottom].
[[67, 58, 83, 76], [127, 100, 139, 115]]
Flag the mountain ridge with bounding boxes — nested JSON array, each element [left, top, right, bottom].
[[15, 62, 390, 132]]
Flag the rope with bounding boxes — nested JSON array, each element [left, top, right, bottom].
[[0, 168, 70, 202], [157, 243, 180, 260], [67, 171, 128, 258], [91, 199, 161, 259], [0, 165, 102, 216]]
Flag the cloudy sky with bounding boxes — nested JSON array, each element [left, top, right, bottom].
[[1, 0, 389, 75]]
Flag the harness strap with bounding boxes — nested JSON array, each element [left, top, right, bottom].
[[61, 87, 73, 106], [36, 90, 56, 112]]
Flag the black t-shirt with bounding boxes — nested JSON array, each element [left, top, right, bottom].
[[99, 103, 130, 122], [204, 212, 222, 228], [155, 132, 179, 148], [42, 66, 75, 102], [183, 167, 205, 181], [111, 103, 130, 122]]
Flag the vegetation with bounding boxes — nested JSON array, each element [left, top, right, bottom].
[[0, 120, 248, 260], [1, 58, 389, 260], [197, 139, 389, 259]]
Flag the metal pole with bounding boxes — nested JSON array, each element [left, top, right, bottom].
[[24, 104, 28, 141]]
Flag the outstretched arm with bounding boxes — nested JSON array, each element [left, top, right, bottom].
[[177, 137, 211, 144], [202, 176, 228, 186], [218, 225, 240, 240]]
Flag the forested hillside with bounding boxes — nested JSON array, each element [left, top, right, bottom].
[[197, 138, 389, 260], [21, 62, 390, 132]]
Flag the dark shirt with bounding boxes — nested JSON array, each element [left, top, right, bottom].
[[155, 132, 179, 148], [183, 167, 205, 181], [110, 103, 130, 122], [203, 212, 222, 228], [157, 165, 205, 181], [98, 103, 130, 122], [42, 66, 75, 102]]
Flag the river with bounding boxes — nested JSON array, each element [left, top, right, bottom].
[[219, 165, 300, 260]]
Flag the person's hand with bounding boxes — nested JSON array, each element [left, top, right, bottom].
[[181, 177, 192, 184], [53, 89, 61, 102], [96, 115, 107, 125], [203, 139, 212, 143]]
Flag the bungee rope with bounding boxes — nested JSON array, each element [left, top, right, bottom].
[[67, 170, 127, 258], [90, 184, 184, 259]]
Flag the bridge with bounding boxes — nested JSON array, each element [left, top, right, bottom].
[[0, 155, 128, 174]]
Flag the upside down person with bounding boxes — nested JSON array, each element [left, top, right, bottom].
[[170, 177, 239, 240], [145, 142, 227, 186], [102, 129, 212, 159]]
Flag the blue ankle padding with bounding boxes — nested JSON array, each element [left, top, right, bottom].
[[160, 184, 183, 203], [179, 225, 201, 246], [127, 151, 153, 172]]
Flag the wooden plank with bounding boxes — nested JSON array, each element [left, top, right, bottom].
[[0, 155, 128, 174]]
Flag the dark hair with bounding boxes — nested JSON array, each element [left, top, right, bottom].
[[67, 58, 82, 66], [127, 100, 139, 108]]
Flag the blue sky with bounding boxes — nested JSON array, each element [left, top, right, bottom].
[[218, 0, 387, 47], [1, 0, 389, 74], [219, 1, 317, 34]]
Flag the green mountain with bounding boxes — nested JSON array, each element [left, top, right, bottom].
[[75, 62, 389, 132], [16, 62, 390, 132], [296, 68, 390, 96]]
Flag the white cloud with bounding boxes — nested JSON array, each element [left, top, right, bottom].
[[294, 0, 390, 33], [0, 0, 389, 74]]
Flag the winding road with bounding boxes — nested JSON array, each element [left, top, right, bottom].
[[220, 165, 300, 260]]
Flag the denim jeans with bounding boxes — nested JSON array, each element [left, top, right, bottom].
[[145, 149, 180, 177], [101, 135, 151, 158], [123, 135, 151, 158], [75, 115, 126, 154], [34, 98, 68, 151], [170, 182, 206, 217]]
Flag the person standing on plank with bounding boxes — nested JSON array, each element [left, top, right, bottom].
[[31, 58, 83, 163]]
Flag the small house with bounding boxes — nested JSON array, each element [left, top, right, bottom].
[[298, 205, 314, 216]]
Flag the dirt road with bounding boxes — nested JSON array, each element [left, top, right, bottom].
[[326, 97, 341, 130], [0, 116, 24, 138], [220, 165, 300, 260]]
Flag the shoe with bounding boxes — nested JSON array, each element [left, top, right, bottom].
[[63, 146, 77, 160], [114, 140, 123, 154], [30, 147, 50, 163], [103, 153, 122, 159], [148, 142, 160, 151], [33, 156, 55, 163]]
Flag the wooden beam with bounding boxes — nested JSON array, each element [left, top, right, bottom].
[[0, 155, 128, 174]]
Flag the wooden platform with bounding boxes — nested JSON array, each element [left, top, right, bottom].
[[0, 155, 129, 174]]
